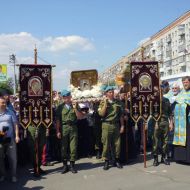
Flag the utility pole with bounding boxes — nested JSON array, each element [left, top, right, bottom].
[[34, 45, 37, 65], [9, 54, 16, 94]]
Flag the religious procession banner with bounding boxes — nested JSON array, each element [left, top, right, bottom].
[[71, 69, 98, 91], [19, 64, 52, 129], [0, 64, 7, 82], [130, 61, 162, 123]]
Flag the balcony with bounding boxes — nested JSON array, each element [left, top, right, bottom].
[[167, 69, 172, 76], [178, 28, 185, 36], [166, 35, 172, 43], [178, 44, 186, 53], [157, 54, 163, 61], [178, 24, 185, 36], [178, 55, 186, 63], [166, 50, 172, 58], [164, 60, 172, 67], [179, 62, 186, 67], [157, 50, 163, 56], [180, 65, 186, 72], [166, 46, 172, 51], [160, 72, 164, 78], [157, 40, 163, 47]]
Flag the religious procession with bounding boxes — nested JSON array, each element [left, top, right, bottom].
[[0, 56, 190, 184]]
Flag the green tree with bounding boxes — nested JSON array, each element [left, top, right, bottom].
[[0, 77, 14, 94]]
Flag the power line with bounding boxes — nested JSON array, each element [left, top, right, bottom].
[[37, 56, 52, 65]]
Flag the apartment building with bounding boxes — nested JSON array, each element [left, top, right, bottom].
[[99, 10, 190, 85]]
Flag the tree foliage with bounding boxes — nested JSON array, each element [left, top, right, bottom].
[[0, 77, 14, 94]]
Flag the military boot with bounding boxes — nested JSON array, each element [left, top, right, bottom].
[[103, 160, 109, 170], [70, 161, 77, 174], [161, 154, 170, 165], [33, 168, 41, 178], [153, 155, 159, 166], [39, 167, 46, 175], [62, 160, 69, 174], [96, 150, 101, 159], [33, 164, 41, 178], [113, 159, 123, 169]]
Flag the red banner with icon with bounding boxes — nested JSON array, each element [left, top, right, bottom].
[[19, 64, 52, 129], [130, 62, 162, 123]]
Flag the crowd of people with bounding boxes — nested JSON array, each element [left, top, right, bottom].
[[0, 76, 190, 183]]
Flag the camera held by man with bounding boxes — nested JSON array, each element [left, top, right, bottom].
[[0, 126, 11, 144]]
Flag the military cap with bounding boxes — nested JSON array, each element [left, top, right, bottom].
[[161, 80, 169, 88], [61, 89, 71, 97], [100, 84, 107, 92], [105, 86, 115, 92]]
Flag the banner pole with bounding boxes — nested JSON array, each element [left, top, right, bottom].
[[143, 122, 147, 168], [34, 46, 39, 174], [140, 46, 147, 168]]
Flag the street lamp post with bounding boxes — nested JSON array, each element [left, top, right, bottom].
[[9, 54, 16, 95]]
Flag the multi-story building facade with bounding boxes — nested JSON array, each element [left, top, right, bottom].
[[99, 10, 190, 85]]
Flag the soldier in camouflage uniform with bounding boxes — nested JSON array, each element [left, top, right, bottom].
[[152, 84, 174, 166], [56, 90, 81, 174], [98, 86, 125, 170]]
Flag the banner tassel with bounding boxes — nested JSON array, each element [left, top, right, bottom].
[[35, 127, 39, 139], [24, 129, 27, 138], [135, 122, 138, 130], [46, 128, 49, 137]]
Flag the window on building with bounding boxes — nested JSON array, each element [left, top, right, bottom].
[[181, 66, 186, 72], [160, 72, 164, 77], [167, 70, 172, 75], [178, 56, 185, 63]]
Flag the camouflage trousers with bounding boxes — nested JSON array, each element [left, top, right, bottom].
[[101, 122, 120, 160], [152, 121, 169, 156]]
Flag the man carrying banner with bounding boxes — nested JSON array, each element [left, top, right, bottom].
[[19, 64, 53, 178], [152, 83, 174, 166], [56, 90, 81, 174], [173, 76, 190, 163], [98, 86, 125, 170], [27, 124, 46, 177]]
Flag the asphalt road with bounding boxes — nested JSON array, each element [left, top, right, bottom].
[[1, 155, 190, 190]]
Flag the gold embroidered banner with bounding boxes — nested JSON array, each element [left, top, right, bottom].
[[19, 64, 52, 129], [130, 62, 161, 123], [71, 69, 98, 91]]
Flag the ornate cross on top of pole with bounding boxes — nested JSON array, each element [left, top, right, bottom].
[[34, 45, 37, 65]]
